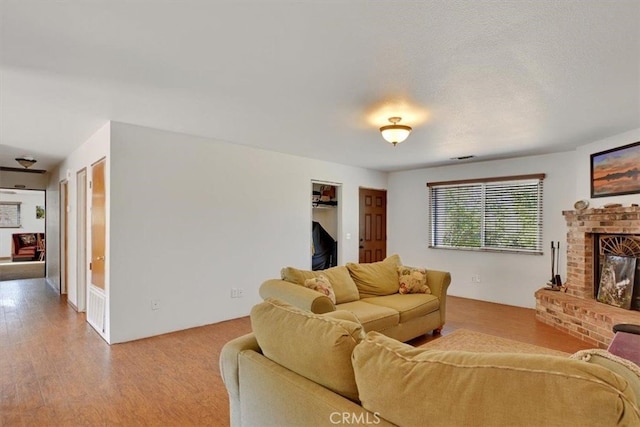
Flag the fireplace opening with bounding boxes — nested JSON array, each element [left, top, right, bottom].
[[594, 234, 640, 311]]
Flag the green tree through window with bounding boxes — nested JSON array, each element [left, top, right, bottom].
[[428, 175, 544, 254]]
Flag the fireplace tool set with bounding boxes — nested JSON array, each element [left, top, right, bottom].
[[546, 241, 566, 292]]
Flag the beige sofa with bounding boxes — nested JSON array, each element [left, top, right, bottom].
[[220, 299, 640, 427], [259, 255, 451, 342]]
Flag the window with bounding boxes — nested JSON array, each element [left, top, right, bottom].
[[428, 174, 544, 254]]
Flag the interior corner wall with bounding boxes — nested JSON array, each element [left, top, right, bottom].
[[108, 122, 386, 343], [46, 122, 111, 339], [387, 151, 576, 309]]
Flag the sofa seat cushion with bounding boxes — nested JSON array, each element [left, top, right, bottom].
[[281, 265, 359, 304], [353, 332, 640, 427], [362, 293, 439, 323], [337, 301, 399, 332], [251, 298, 363, 402]]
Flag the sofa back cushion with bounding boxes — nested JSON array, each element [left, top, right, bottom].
[[346, 254, 401, 297], [352, 332, 640, 427], [281, 265, 359, 304], [251, 298, 363, 402]]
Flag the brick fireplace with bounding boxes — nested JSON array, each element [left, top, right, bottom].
[[535, 206, 640, 348]]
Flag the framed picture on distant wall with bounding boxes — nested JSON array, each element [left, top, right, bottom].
[[591, 141, 640, 198]]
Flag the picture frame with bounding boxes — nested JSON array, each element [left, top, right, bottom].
[[591, 141, 640, 198], [597, 254, 636, 309]]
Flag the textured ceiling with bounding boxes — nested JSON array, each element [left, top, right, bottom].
[[1, 1, 639, 172]]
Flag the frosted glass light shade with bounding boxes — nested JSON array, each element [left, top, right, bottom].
[[15, 156, 37, 168], [380, 126, 411, 145]]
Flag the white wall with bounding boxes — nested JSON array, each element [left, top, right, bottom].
[[107, 122, 386, 343], [575, 127, 640, 206], [0, 190, 46, 258], [46, 122, 111, 335], [0, 170, 49, 190], [388, 152, 576, 308]]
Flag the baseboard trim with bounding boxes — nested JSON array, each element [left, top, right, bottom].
[[67, 299, 78, 312]]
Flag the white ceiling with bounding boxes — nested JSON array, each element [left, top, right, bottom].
[[1, 1, 639, 173]]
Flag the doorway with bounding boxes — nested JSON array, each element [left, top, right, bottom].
[[359, 188, 387, 263], [0, 188, 47, 281], [311, 181, 341, 270], [87, 157, 106, 335], [59, 180, 68, 293], [76, 168, 87, 312]]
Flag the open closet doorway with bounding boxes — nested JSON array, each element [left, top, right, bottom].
[[311, 181, 341, 270]]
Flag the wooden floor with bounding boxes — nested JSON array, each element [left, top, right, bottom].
[[1, 279, 592, 426]]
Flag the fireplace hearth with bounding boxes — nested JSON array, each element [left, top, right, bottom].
[[535, 206, 640, 348]]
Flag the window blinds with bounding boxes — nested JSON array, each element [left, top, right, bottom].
[[428, 175, 544, 254]]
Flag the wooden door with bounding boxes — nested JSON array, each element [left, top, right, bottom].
[[359, 188, 387, 263], [91, 159, 106, 290]]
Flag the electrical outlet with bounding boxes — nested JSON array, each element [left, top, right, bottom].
[[151, 300, 160, 310], [471, 275, 481, 283], [231, 288, 244, 298]]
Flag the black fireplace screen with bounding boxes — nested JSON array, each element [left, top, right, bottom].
[[595, 234, 640, 311]]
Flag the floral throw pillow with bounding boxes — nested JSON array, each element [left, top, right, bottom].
[[304, 275, 337, 304], [397, 266, 431, 295]]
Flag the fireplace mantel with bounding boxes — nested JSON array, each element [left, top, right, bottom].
[[535, 205, 640, 348]]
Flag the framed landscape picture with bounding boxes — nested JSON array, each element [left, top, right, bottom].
[[597, 254, 636, 309], [591, 141, 640, 198]]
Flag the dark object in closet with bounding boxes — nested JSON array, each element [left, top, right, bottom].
[[312, 221, 337, 270]]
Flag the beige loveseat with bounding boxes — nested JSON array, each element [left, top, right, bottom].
[[259, 255, 451, 342], [220, 299, 640, 427]]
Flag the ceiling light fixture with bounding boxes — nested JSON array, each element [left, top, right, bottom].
[[380, 117, 412, 146], [15, 156, 37, 168]]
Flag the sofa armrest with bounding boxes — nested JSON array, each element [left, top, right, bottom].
[[259, 279, 336, 314], [220, 333, 261, 400], [426, 270, 451, 328], [220, 333, 261, 427]]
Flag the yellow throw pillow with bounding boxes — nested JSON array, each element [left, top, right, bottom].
[[346, 254, 402, 296], [304, 275, 337, 304], [281, 265, 359, 304], [251, 298, 363, 402], [397, 266, 431, 294]]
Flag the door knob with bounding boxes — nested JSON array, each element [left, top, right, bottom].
[[96, 256, 105, 261]]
